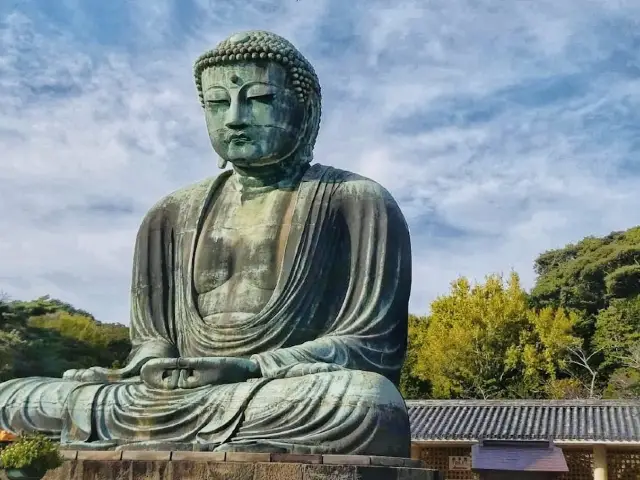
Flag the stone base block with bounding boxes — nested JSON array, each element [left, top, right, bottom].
[[35, 451, 442, 480]]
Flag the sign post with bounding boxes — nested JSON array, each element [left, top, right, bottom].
[[449, 456, 472, 471]]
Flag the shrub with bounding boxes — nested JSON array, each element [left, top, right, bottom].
[[0, 434, 62, 473]]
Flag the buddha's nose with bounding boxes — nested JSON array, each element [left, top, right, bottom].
[[225, 99, 248, 129]]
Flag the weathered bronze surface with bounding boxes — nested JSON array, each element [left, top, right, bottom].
[[0, 31, 412, 456]]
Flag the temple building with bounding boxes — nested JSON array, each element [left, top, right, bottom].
[[408, 399, 640, 480]]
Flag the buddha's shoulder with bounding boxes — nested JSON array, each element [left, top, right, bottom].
[[314, 164, 397, 204], [164, 177, 219, 204], [144, 176, 222, 216]]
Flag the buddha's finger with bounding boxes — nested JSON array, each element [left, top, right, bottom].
[[178, 368, 194, 389], [91, 367, 110, 375], [141, 359, 173, 378], [148, 358, 180, 371], [140, 370, 160, 389], [140, 363, 166, 388], [179, 368, 214, 388], [62, 369, 78, 380], [140, 362, 158, 379], [79, 369, 103, 382], [176, 357, 210, 369], [199, 368, 223, 387], [161, 369, 180, 390], [142, 359, 163, 371], [69, 369, 90, 381]]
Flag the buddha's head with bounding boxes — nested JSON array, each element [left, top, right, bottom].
[[194, 31, 321, 170]]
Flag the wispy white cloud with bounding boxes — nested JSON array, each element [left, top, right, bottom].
[[0, 0, 639, 322]]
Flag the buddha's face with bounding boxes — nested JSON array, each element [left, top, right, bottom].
[[201, 62, 306, 168]]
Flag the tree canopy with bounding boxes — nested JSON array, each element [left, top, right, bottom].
[[0, 296, 130, 382], [400, 225, 640, 399], [404, 273, 580, 399], [528, 226, 640, 398], [530, 227, 640, 337]]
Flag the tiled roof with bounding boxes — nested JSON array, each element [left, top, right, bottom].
[[472, 441, 569, 472], [407, 400, 640, 443]]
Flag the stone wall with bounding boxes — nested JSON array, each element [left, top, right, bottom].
[[36, 451, 442, 480]]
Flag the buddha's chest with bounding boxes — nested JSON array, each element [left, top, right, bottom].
[[193, 186, 297, 294]]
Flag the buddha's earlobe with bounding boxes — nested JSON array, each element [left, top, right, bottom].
[[298, 100, 318, 163], [218, 157, 228, 169]]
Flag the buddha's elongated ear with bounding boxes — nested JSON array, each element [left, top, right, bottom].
[[218, 157, 228, 169], [298, 94, 321, 164]]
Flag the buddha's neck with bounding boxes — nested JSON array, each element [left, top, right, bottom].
[[231, 157, 308, 193]]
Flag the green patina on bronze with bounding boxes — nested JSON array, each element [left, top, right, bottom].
[[0, 31, 412, 456]]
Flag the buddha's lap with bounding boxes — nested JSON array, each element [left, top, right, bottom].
[[0, 369, 405, 421], [245, 369, 405, 413]]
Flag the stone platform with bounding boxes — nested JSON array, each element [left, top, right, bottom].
[[36, 451, 443, 479]]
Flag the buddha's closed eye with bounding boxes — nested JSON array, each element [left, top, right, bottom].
[[246, 85, 277, 103], [249, 93, 275, 104], [206, 98, 230, 107]]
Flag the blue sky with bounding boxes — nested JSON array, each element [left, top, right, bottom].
[[1, 0, 639, 324]]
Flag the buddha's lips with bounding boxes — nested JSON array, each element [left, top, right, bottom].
[[226, 132, 251, 142]]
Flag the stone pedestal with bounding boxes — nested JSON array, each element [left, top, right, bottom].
[[35, 451, 443, 479]]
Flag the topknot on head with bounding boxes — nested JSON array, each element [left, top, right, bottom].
[[193, 30, 321, 107]]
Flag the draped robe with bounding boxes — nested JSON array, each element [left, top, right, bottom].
[[0, 164, 412, 455]]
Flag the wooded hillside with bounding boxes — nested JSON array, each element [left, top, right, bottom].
[[0, 296, 129, 382]]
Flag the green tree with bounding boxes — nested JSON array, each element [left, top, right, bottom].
[[530, 226, 640, 397], [26, 312, 130, 375], [0, 296, 131, 380], [413, 273, 580, 399], [605, 367, 640, 398], [593, 296, 640, 371], [0, 329, 26, 381], [530, 226, 640, 342], [9, 295, 97, 320], [399, 315, 432, 399], [603, 336, 640, 398]]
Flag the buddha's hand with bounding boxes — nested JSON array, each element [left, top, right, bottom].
[[269, 362, 345, 379], [62, 366, 126, 383], [140, 357, 261, 390], [62, 357, 147, 382]]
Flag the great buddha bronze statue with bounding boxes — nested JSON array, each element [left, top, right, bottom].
[[0, 31, 412, 456]]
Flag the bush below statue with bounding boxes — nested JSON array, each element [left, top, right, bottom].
[[0, 435, 62, 480]]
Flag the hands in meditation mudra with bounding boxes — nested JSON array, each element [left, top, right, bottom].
[[138, 357, 260, 390], [0, 31, 412, 456]]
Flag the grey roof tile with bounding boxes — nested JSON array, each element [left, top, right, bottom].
[[407, 400, 640, 442]]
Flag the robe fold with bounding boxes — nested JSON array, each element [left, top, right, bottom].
[[0, 164, 412, 455]]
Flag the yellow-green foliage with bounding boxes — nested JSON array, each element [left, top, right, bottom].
[[545, 378, 586, 399], [28, 312, 128, 350], [0, 434, 62, 471], [399, 315, 431, 399], [410, 272, 580, 399], [0, 330, 25, 380], [0, 297, 130, 381]]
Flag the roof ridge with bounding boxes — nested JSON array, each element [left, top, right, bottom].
[[407, 400, 640, 442], [405, 399, 640, 406]]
